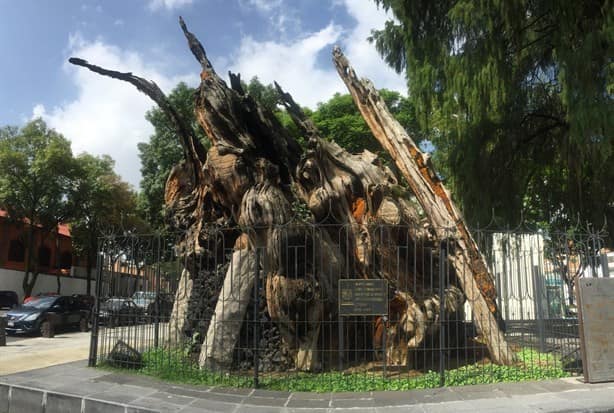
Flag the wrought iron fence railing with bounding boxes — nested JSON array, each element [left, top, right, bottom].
[[88, 223, 607, 390]]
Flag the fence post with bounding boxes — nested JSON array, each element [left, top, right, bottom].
[[154, 235, 161, 348], [88, 248, 103, 367], [439, 239, 447, 387], [532, 262, 547, 353], [253, 247, 260, 388]]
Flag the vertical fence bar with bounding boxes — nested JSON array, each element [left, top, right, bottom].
[[439, 239, 447, 387], [154, 235, 161, 348], [253, 247, 260, 388], [88, 248, 103, 367]]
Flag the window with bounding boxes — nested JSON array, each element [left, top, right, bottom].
[[8, 240, 25, 262], [38, 246, 51, 267]]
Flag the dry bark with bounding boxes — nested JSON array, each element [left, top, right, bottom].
[[69, 17, 507, 371], [332, 47, 515, 365]]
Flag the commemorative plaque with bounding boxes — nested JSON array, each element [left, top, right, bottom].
[[339, 279, 388, 316]]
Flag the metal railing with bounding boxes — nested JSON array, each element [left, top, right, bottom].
[[88, 223, 607, 388]]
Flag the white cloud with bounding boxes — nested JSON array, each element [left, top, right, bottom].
[[225, 0, 405, 109], [33, 34, 197, 188], [148, 0, 193, 11], [228, 24, 343, 108]]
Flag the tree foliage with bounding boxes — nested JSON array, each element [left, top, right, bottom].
[[69, 154, 146, 294], [311, 89, 420, 156], [0, 119, 77, 295], [138, 82, 208, 228], [371, 0, 613, 232]]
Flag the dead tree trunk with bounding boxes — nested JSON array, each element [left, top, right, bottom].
[[332, 47, 515, 365], [69, 17, 509, 371]]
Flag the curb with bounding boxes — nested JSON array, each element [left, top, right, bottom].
[[0, 383, 159, 413]]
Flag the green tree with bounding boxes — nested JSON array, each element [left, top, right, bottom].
[[370, 0, 613, 232], [0, 119, 77, 296], [70, 154, 147, 295], [138, 82, 208, 228], [311, 89, 420, 156]]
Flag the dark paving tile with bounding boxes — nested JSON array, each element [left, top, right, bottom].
[[449, 387, 507, 401], [235, 405, 284, 413], [128, 397, 184, 413], [198, 392, 245, 404], [187, 398, 239, 412], [146, 391, 196, 406], [45, 392, 83, 413], [289, 391, 331, 401], [8, 386, 44, 413], [536, 379, 585, 392], [286, 398, 330, 408], [372, 390, 425, 406], [245, 396, 287, 407], [250, 389, 291, 399], [165, 387, 211, 399], [332, 398, 376, 408], [74, 381, 120, 395], [83, 398, 126, 413], [375, 406, 425, 413], [88, 389, 143, 404], [126, 407, 161, 413], [332, 391, 373, 400], [208, 387, 252, 396], [0, 384, 9, 413]]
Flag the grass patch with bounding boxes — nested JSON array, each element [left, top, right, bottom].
[[98, 347, 569, 392]]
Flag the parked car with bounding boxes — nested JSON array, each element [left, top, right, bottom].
[[72, 294, 95, 312], [131, 291, 156, 312], [0, 290, 18, 310], [132, 291, 174, 320], [5, 295, 90, 336], [99, 298, 143, 327]]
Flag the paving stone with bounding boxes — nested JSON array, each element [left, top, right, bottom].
[[187, 398, 239, 412], [289, 391, 331, 401], [8, 386, 44, 413], [375, 405, 426, 413], [127, 397, 184, 413], [89, 389, 143, 404], [44, 392, 82, 413], [234, 405, 284, 413], [208, 387, 252, 396], [250, 389, 291, 399], [0, 384, 9, 413], [332, 398, 376, 408], [372, 390, 423, 406], [146, 391, 196, 406], [244, 396, 287, 407], [126, 407, 161, 413], [332, 391, 373, 400], [286, 398, 330, 408], [83, 398, 126, 413], [196, 392, 244, 404]]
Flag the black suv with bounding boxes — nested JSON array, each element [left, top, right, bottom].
[[5, 295, 90, 336]]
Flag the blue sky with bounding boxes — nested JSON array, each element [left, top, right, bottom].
[[1, 0, 405, 187]]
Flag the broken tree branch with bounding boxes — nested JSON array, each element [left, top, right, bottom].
[[332, 46, 516, 365]]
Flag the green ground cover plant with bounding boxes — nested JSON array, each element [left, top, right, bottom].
[[99, 347, 569, 392]]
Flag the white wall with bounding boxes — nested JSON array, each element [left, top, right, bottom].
[[0, 267, 95, 303]]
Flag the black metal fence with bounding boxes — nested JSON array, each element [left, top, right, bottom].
[[88, 223, 608, 390]]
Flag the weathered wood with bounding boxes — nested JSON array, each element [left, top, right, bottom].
[[70, 17, 486, 371], [200, 246, 257, 370], [333, 47, 515, 365]]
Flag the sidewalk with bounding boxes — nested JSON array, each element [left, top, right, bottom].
[[1, 361, 613, 412]]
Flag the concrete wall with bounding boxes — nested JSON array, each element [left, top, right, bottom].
[[0, 267, 95, 302]]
